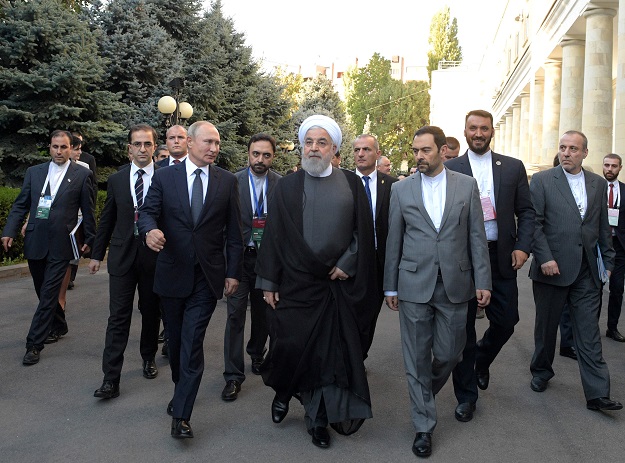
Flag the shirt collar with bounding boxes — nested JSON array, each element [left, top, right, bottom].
[[356, 169, 378, 181], [130, 161, 154, 176], [421, 168, 446, 184], [467, 149, 492, 162], [185, 158, 209, 177]]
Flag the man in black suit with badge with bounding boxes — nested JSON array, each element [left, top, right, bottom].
[[89, 124, 162, 399], [2, 130, 95, 365]]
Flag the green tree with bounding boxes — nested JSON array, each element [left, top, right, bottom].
[[426, 6, 462, 81], [0, 0, 127, 185]]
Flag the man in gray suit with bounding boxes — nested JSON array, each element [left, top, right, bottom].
[[384, 126, 492, 458], [530, 130, 622, 411], [222, 134, 281, 402]]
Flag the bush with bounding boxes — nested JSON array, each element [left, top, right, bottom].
[[0, 187, 107, 265]]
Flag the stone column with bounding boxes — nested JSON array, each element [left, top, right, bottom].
[[504, 112, 513, 155], [497, 120, 506, 153], [529, 75, 544, 164], [519, 93, 531, 164], [511, 102, 522, 159], [581, 6, 616, 173], [541, 60, 562, 165], [559, 37, 585, 134], [614, 0, 625, 152]]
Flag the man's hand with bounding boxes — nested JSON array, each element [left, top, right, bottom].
[[385, 295, 399, 311], [476, 289, 491, 308], [224, 278, 239, 297], [263, 290, 279, 310], [88, 259, 100, 274], [328, 266, 349, 281], [146, 229, 166, 252], [511, 250, 529, 270], [21, 222, 27, 237], [541, 260, 560, 276], [80, 244, 90, 255], [1, 236, 13, 252]]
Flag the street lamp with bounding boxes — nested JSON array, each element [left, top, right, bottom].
[[279, 140, 295, 153], [157, 78, 193, 127]]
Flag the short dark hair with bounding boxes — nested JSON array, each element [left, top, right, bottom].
[[604, 153, 623, 166], [248, 133, 276, 153], [128, 124, 158, 144], [445, 136, 459, 150], [465, 110, 494, 127], [71, 135, 82, 148], [154, 145, 169, 157], [414, 126, 447, 150], [50, 129, 72, 144], [562, 130, 588, 151]]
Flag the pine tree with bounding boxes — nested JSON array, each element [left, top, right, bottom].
[[426, 6, 462, 81], [0, 0, 127, 185]]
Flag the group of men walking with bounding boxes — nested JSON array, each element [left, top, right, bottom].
[[2, 109, 623, 458]]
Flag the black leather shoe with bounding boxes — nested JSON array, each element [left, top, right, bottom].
[[44, 332, 60, 344], [271, 395, 289, 423], [454, 402, 476, 422], [167, 400, 174, 416], [67, 280, 74, 290], [559, 346, 578, 360], [412, 432, 432, 458], [171, 419, 193, 438], [161, 340, 169, 357], [606, 329, 625, 342], [23, 348, 40, 365], [530, 376, 548, 392], [251, 357, 264, 375], [158, 330, 165, 343], [142, 359, 158, 379], [587, 397, 623, 411], [221, 380, 241, 401], [308, 426, 330, 448], [476, 368, 490, 390], [94, 381, 120, 399]]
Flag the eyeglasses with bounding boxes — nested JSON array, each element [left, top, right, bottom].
[[131, 142, 154, 149]]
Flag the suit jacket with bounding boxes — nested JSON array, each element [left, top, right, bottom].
[[234, 168, 281, 244], [529, 166, 615, 288], [79, 151, 97, 178], [384, 168, 492, 304], [373, 171, 398, 269], [137, 161, 244, 299], [445, 151, 535, 279], [91, 164, 158, 276], [2, 161, 95, 261], [612, 180, 625, 249]]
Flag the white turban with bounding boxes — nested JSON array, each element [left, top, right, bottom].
[[298, 115, 342, 154]]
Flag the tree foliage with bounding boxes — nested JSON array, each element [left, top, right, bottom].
[[426, 6, 462, 81]]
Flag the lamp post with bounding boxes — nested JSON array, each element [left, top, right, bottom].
[[279, 140, 295, 154], [157, 78, 193, 128]]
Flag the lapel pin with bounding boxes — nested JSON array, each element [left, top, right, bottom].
[[67, 179, 71, 182], [381, 180, 385, 184], [496, 161, 501, 166]]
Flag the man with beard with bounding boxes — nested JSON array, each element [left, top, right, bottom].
[[255, 115, 377, 449], [446, 110, 535, 423], [384, 125, 491, 457], [602, 154, 625, 343], [221, 134, 281, 402]]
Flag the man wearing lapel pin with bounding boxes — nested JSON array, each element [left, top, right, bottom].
[[138, 121, 243, 438], [384, 125, 491, 457], [2, 130, 95, 365]]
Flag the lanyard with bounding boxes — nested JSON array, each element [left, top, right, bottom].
[[41, 164, 68, 199], [248, 168, 267, 217]]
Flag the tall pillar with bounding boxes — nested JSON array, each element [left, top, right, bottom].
[[493, 124, 499, 152], [504, 112, 513, 155], [519, 93, 531, 163], [614, 0, 625, 152], [498, 121, 506, 153], [559, 37, 585, 134], [529, 75, 544, 164], [541, 60, 562, 165], [511, 102, 522, 159], [581, 6, 616, 173]]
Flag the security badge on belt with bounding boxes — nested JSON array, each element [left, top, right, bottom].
[[252, 215, 266, 248], [36, 195, 52, 219]]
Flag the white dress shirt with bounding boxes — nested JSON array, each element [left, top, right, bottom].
[[563, 167, 587, 218], [421, 169, 447, 232], [467, 149, 498, 241], [129, 161, 155, 207], [355, 169, 378, 221], [185, 159, 209, 204], [46, 160, 71, 199]]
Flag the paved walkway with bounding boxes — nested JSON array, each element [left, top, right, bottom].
[[0, 261, 623, 462]]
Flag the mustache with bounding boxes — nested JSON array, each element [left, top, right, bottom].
[[417, 160, 429, 166]]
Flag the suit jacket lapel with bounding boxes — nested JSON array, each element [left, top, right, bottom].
[[553, 166, 582, 221], [491, 152, 502, 206], [174, 162, 193, 226], [412, 173, 437, 232], [583, 168, 597, 223], [52, 162, 77, 205], [376, 174, 387, 217], [457, 151, 474, 176], [196, 164, 220, 228], [439, 168, 457, 231], [241, 168, 253, 217]]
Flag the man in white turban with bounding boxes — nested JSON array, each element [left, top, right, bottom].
[[255, 115, 378, 449]]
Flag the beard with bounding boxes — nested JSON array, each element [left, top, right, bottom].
[[301, 154, 331, 176]]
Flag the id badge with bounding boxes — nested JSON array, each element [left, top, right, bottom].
[[608, 208, 619, 227], [252, 217, 266, 247], [480, 196, 496, 222], [35, 195, 52, 219]]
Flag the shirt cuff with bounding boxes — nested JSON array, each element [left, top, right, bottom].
[[384, 291, 398, 297]]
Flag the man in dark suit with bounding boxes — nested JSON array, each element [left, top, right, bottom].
[[138, 121, 243, 438], [352, 134, 397, 356], [446, 109, 535, 422], [157, 124, 188, 167], [72, 131, 97, 179], [530, 130, 621, 411], [222, 134, 281, 402], [602, 153, 625, 342], [88, 124, 162, 399], [2, 130, 95, 365]]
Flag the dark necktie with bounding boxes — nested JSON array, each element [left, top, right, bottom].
[[191, 169, 203, 225], [173, 159, 181, 165], [256, 187, 264, 217], [609, 183, 614, 208], [363, 176, 373, 216], [135, 169, 145, 208]]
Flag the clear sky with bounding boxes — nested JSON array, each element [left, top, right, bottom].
[[215, 0, 509, 71]]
